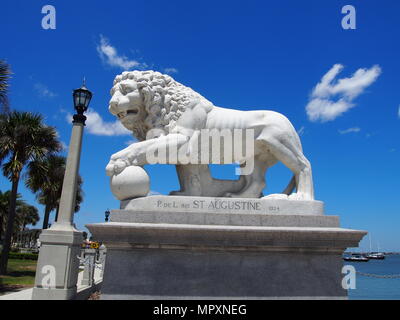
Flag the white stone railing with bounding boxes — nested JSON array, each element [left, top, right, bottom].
[[75, 246, 106, 299]]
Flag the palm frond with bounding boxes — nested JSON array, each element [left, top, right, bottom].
[[0, 60, 11, 113], [0, 111, 62, 180]]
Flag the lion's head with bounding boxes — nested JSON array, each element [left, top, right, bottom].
[[109, 70, 211, 141]]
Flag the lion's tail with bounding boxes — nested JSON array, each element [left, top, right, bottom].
[[282, 175, 296, 195]]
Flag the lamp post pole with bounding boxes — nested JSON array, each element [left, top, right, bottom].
[[55, 114, 86, 229], [32, 81, 92, 300]]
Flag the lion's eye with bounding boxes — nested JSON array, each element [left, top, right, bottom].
[[119, 85, 126, 94], [120, 84, 133, 94]]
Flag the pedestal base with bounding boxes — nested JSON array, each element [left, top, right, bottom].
[[100, 249, 349, 300], [32, 225, 82, 300], [31, 286, 78, 300], [87, 196, 366, 300]]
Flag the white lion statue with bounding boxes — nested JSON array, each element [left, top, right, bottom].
[[106, 70, 314, 200]]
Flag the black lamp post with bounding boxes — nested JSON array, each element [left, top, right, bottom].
[[72, 79, 92, 124], [32, 79, 93, 300], [105, 209, 110, 222], [51, 78, 92, 227]]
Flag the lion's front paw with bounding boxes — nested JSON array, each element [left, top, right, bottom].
[[105, 158, 130, 176], [105, 161, 115, 177]]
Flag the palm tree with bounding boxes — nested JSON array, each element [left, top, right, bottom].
[[0, 191, 39, 248], [55, 175, 83, 222], [26, 155, 84, 229], [16, 203, 40, 231], [0, 60, 11, 113], [13, 204, 40, 247], [0, 191, 39, 246], [0, 190, 24, 243], [0, 190, 8, 242], [0, 111, 60, 274]]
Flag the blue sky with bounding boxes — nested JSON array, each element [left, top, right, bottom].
[[1, 0, 399, 251]]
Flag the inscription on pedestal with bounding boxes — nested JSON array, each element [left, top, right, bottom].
[[157, 199, 264, 211], [153, 198, 283, 214], [121, 195, 324, 216]]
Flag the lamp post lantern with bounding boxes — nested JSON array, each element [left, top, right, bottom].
[[105, 209, 110, 222], [73, 80, 92, 118], [33, 80, 92, 300]]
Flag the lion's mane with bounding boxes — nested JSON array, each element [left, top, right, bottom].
[[112, 70, 211, 141]]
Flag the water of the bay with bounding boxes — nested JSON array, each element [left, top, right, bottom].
[[347, 254, 400, 300]]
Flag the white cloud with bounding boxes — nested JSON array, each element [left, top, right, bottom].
[[164, 68, 178, 74], [306, 98, 354, 122], [306, 64, 381, 122], [66, 109, 131, 136], [96, 35, 147, 70], [34, 82, 57, 98], [398, 105, 400, 118], [297, 126, 305, 136], [338, 127, 361, 135]]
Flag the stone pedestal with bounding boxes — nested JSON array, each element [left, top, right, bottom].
[[32, 225, 83, 300], [86, 195, 366, 300]]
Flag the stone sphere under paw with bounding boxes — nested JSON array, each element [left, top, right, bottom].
[[110, 166, 150, 200]]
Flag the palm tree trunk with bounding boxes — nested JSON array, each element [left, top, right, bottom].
[[42, 205, 52, 229], [0, 173, 20, 275], [0, 215, 3, 242]]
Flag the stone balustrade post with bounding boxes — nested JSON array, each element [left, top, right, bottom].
[[81, 248, 96, 287]]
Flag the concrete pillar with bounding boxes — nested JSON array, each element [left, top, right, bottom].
[[57, 120, 84, 227], [32, 116, 86, 300], [81, 248, 96, 287]]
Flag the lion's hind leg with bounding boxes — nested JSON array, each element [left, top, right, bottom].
[[224, 158, 269, 198], [259, 132, 314, 200]]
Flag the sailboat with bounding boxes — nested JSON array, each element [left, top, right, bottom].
[[365, 234, 385, 260], [343, 253, 369, 262], [366, 252, 385, 259]]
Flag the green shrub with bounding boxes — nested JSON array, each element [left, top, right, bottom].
[[0, 252, 39, 260]]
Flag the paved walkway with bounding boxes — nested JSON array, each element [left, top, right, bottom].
[[0, 266, 102, 300]]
